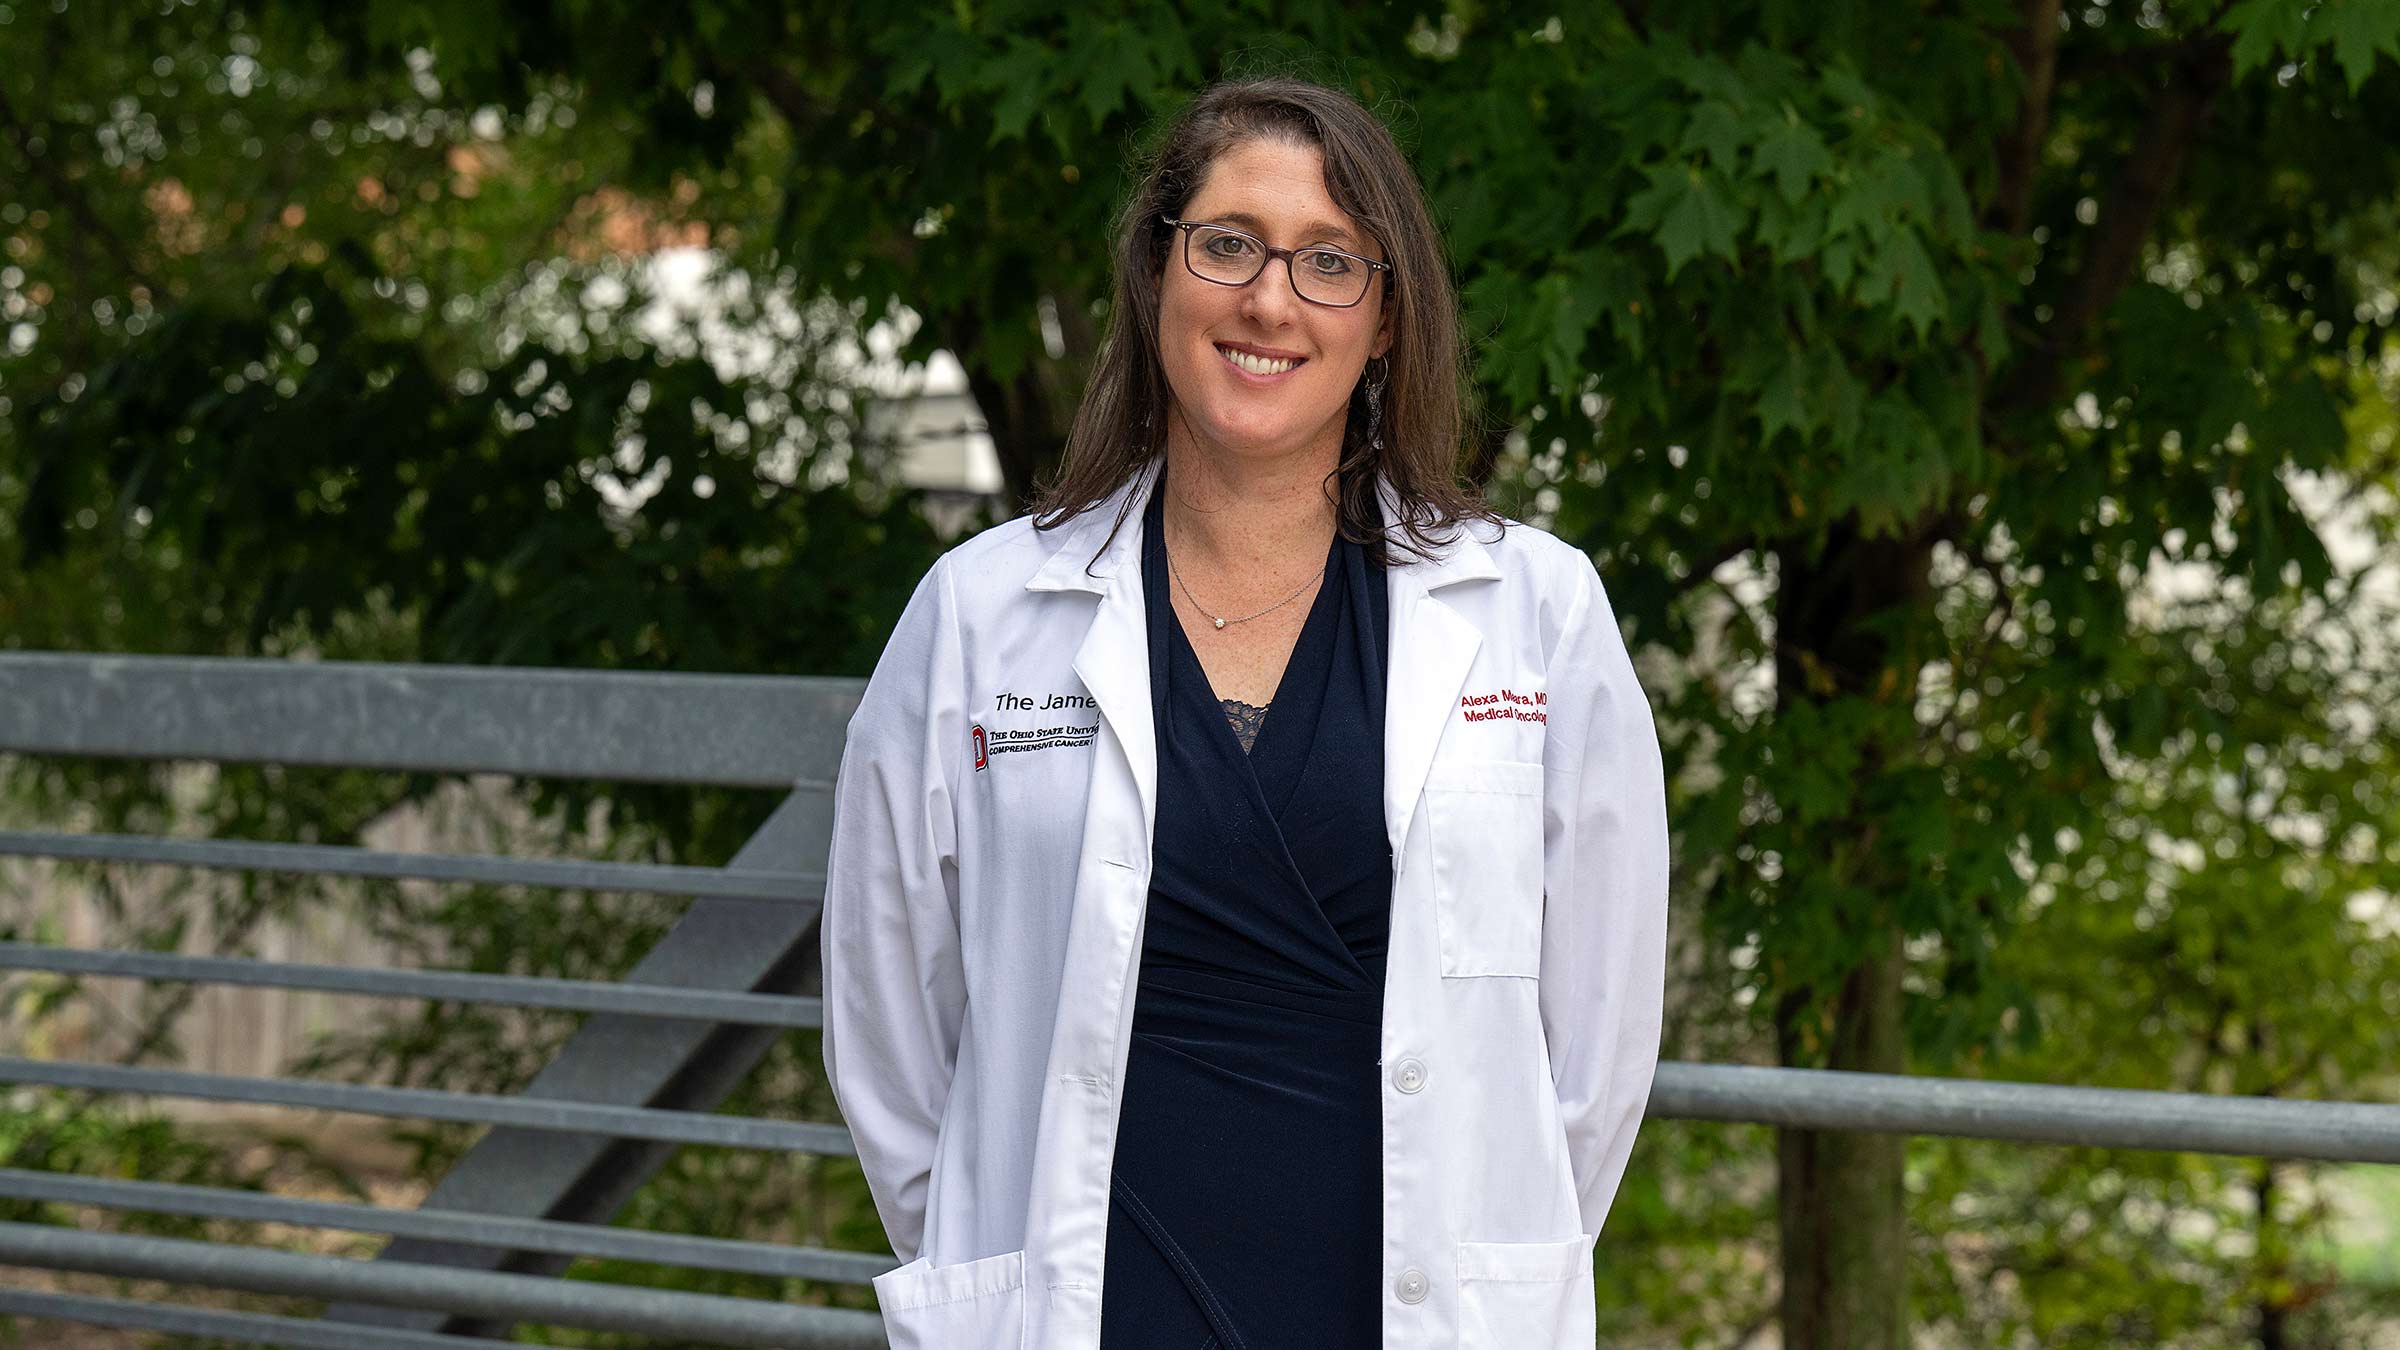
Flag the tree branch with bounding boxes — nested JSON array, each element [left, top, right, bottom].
[[1988, 34, 2234, 427], [1989, 0, 2064, 239]]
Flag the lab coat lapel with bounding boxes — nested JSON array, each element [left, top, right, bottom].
[[1027, 464, 1160, 839], [1379, 480, 1502, 868], [1072, 578, 1155, 834]]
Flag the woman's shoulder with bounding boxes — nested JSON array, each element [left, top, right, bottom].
[[1466, 512, 1608, 599], [914, 509, 1085, 610], [1458, 515, 1633, 672], [942, 510, 1050, 570]]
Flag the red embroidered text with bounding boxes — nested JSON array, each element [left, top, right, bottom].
[[1459, 689, 1546, 724]]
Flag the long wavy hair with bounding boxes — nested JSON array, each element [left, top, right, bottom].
[[1029, 77, 1496, 566]]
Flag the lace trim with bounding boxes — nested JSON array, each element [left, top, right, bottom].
[[1220, 698, 1269, 754]]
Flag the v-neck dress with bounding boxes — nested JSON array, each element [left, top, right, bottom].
[[1099, 481, 1394, 1350]]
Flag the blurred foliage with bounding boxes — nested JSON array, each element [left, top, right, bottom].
[[5, 0, 2400, 1346], [1904, 569, 2400, 1347], [0, 1092, 290, 1349]]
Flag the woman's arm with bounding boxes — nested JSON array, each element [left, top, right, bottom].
[[1537, 552, 1672, 1237], [821, 558, 969, 1263]]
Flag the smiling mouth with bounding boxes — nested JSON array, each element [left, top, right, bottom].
[[1217, 344, 1305, 377]]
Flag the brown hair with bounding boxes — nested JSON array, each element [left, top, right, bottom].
[[1029, 77, 1497, 565]]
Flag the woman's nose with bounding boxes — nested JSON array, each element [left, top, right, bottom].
[[1238, 262, 1302, 324]]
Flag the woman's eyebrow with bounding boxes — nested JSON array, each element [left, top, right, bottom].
[[1208, 210, 1360, 247]]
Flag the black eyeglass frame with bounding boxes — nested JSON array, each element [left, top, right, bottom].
[[1160, 216, 1394, 309]]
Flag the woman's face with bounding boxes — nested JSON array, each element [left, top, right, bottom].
[[1156, 137, 1392, 467]]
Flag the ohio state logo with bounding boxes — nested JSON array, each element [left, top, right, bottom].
[[972, 724, 988, 771]]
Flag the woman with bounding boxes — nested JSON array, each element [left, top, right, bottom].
[[821, 77, 1669, 1350]]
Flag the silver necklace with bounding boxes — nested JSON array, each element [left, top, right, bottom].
[[1164, 538, 1323, 630]]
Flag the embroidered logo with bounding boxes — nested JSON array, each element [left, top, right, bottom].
[[975, 691, 1101, 765], [1460, 688, 1546, 724], [981, 723, 1099, 757]]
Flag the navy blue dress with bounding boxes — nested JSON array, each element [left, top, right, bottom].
[[1100, 481, 1393, 1350]]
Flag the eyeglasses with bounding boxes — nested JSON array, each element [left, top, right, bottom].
[[1161, 217, 1392, 308]]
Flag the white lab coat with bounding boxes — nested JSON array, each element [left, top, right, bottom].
[[821, 461, 1669, 1350]]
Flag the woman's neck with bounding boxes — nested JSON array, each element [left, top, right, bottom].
[[1157, 419, 1341, 574]]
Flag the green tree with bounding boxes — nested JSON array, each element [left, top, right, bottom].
[[1904, 520, 2400, 1345]]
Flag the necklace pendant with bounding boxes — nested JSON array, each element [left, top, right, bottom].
[[1213, 617, 1226, 629]]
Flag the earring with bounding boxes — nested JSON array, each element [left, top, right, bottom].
[[1362, 357, 1388, 452]]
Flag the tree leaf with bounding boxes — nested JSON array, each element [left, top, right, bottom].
[[1752, 114, 1833, 204], [1862, 228, 1946, 339], [2224, 0, 2311, 78], [1649, 169, 1745, 279], [1758, 348, 1813, 445], [1680, 99, 1751, 171], [2320, 0, 2400, 94]]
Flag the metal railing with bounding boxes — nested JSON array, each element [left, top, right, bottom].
[[2, 651, 884, 1348], [2, 650, 2396, 1348]]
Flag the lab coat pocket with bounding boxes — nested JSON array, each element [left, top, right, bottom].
[[870, 1247, 1028, 1350], [1455, 1231, 1599, 1348], [1425, 758, 1546, 977]]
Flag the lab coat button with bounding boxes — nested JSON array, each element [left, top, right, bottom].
[[1393, 1057, 1427, 1094], [1396, 1267, 1429, 1303]]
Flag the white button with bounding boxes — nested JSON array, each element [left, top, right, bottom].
[[1393, 1057, 1427, 1094], [1395, 1267, 1429, 1303]]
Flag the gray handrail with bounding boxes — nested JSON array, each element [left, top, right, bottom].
[[0, 1290, 510, 1350], [0, 1223, 887, 1349], [1649, 1062, 2400, 1164], [0, 942, 823, 1027], [0, 829, 822, 901], [0, 651, 859, 786], [0, 1167, 892, 1282], [0, 1057, 854, 1155]]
